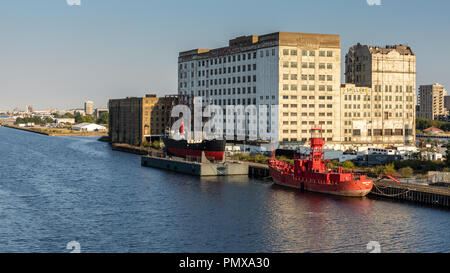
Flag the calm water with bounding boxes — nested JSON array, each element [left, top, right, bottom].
[[0, 127, 449, 253]]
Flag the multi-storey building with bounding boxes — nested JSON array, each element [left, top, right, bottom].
[[178, 32, 341, 144], [84, 100, 94, 116], [345, 43, 416, 147], [417, 83, 446, 120], [444, 95, 450, 113], [109, 94, 178, 145]]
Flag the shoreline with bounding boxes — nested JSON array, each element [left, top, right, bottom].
[[3, 124, 108, 137]]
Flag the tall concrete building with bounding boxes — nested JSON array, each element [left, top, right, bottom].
[[109, 95, 178, 145], [444, 95, 450, 113], [178, 32, 341, 144], [345, 44, 416, 147], [84, 100, 94, 116], [417, 83, 446, 120]]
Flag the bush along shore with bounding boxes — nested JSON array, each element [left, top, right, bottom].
[[4, 125, 108, 137]]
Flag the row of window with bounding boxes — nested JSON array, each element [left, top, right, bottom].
[[283, 138, 334, 142], [188, 64, 258, 78], [282, 85, 335, 91], [282, 62, 336, 69], [181, 48, 278, 70], [373, 85, 415, 93], [344, 129, 412, 137], [196, 75, 257, 87], [197, 86, 257, 96], [282, 49, 334, 57], [282, 104, 333, 108]]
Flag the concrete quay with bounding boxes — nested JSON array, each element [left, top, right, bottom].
[[141, 153, 249, 177]]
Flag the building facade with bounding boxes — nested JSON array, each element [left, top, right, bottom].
[[345, 44, 416, 146], [178, 32, 341, 144], [417, 83, 446, 120], [444, 95, 450, 113], [109, 95, 178, 145], [94, 108, 109, 118], [84, 101, 94, 116]]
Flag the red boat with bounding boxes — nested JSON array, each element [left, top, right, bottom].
[[162, 121, 226, 161], [268, 126, 373, 197]]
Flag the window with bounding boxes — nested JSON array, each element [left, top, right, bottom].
[[291, 50, 297, 56], [283, 62, 289, 68], [302, 50, 307, 56], [319, 51, 325, 57], [309, 51, 315, 56], [283, 49, 289, 55], [291, 62, 298, 68], [327, 51, 333, 57], [309, 63, 315, 69], [302, 62, 308, 68]]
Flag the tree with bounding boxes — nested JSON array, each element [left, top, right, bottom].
[[97, 112, 109, 125], [445, 142, 450, 166], [342, 161, 355, 169], [398, 167, 413, 178], [151, 140, 161, 150], [75, 114, 94, 124]]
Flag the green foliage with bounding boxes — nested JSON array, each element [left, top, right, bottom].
[[151, 140, 161, 150], [142, 140, 150, 148], [74, 113, 94, 124], [398, 167, 413, 178], [14, 116, 53, 125], [394, 160, 446, 174], [446, 142, 450, 166], [416, 117, 450, 132], [341, 161, 355, 169], [374, 162, 397, 176], [97, 112, 109, 125], [231, 153, 271, 164], [54, 113, 75, 119], [275, 155, 293, 165], [326, 160, 356, 170]]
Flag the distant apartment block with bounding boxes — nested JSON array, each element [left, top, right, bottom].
[[94, 108, 109, 118], [178, 32, 342, 143], [417, 83, 446, 120], [345, 43, 416, 146], [109, 94, 178, 145], [85, 100, 94, 116], [444, 95, 450, 112]]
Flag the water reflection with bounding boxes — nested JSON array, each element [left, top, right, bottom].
[[0, 127, 449, 253]]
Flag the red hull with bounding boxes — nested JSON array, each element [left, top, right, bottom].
[[269, 165, 373, 197], [267, 127, 373, 197], [166, 147, 224, 161]]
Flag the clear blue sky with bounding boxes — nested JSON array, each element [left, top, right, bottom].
[[0, 0, 449, 110]]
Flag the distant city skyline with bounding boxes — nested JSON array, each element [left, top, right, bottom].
[[1, 0, 449, 110]]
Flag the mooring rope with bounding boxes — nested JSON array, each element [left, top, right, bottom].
[[372, 182, 410, 197]]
